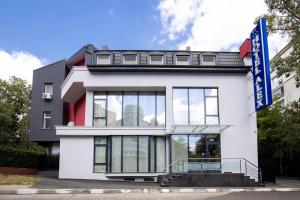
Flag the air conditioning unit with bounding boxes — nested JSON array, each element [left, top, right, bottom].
[[42, 92, 52, 100]]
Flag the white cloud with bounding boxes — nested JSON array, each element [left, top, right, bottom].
[[157, 0, 289, 58], [0, 49, 46, 84]]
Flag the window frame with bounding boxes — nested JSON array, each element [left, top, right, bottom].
[[175, 53, 190, 65], [44, 83, 53, 96], [122, 53, 138, 65], [200, 54, 217, 65], [149, 54, 164, 65], [93, 136, 108, 173], [92, 91, 166, 127], [95, 53, 112, 65], [172, 87, 220, 125], [42, 111, 52, 129]]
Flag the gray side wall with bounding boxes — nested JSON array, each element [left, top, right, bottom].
[[29, 60, 66, 142]]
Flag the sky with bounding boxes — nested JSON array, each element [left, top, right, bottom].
[[0, 0, 289, 83]]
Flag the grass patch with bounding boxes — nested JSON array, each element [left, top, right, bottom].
[[0, 174, 39, 185]]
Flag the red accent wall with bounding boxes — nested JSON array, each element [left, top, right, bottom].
[[74, 93, 86, 126], [68, 103, 75, 123], [239, 39, 251, 59], [74, 59, 85, 67]]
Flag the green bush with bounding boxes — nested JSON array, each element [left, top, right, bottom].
[[0, 146, 46, 168]]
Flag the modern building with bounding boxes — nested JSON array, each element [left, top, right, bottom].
[[29, 41, 261, 185], [270, 43, 300, 106]]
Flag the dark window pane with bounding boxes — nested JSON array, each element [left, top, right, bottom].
[[95, 137, 107, 145], [188, 135, 206, 158], [149, 137, 155, 172], [156, 137, 165, 172]]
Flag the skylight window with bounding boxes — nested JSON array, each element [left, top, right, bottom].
[[123, 54, 138, 65], [96, 54, 110, 65], [201, 55, 216, 65], [150, 55, 163, 65], [176, 55, 190, 65]]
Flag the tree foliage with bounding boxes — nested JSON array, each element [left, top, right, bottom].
[[0, 76, 44, 152], [257, 99, 300, 175], [264, 0, 300, 84]]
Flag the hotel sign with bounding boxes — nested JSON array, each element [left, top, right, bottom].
[[250, 18, 272, 112]]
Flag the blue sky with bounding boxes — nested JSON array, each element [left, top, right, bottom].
[[0, 0, 288, 82], [0, 0, 171, 62]]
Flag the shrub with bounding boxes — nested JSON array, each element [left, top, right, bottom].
[[0, 146, 46, 168]]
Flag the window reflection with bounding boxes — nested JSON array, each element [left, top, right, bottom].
[[205, 97, 218, 115], [123, 92, 138, 126], [156, 92, 166, 127], [189, 89, 205, 125], [107, 92, 122, 127], [173, 89, 188, 125], [139, 92, 155, 127]]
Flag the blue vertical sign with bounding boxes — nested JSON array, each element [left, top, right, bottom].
[[250, 18, 272, 112]]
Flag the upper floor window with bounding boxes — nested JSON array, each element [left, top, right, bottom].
[[176, 55, 190, 65], [93, 91, 165, 127], [273, 86, 284, 98], [44, 83, 53, 95], [123, 54, 138, 65], [42, 111, 52, 129], [150, 55, 163, 65], [173, 88, 219, 125], [201, 55, 216, 65], [96, 54, 110, 65]]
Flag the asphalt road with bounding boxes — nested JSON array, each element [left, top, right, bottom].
[[0, 192, 300, 200]]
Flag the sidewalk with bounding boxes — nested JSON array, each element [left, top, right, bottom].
[[1, 175, 300, 195]]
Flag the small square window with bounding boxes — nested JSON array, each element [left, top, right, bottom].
[[96, 54, 110, 65], [201, 55, 216, 65], [44, 83, 53, 95], [123, 54, 138, 64], [176, 55, 189, 65], [42, 111, 52, 129], [150, 55, 163, 65]]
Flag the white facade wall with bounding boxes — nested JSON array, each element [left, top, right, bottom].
[[58, 68, 258, 180]]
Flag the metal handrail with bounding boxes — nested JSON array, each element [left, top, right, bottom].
[[160, 157, 262, 185]]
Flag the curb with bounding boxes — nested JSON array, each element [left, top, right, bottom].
[[0, 188, 300, 195]]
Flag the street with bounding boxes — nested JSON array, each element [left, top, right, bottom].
[[0, 192, 300, 200]]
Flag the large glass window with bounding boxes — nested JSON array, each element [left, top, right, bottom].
[[173, 89, 189, 125], [93, 91, 165, 127], [95, 136, 166, 173], [139, 92, 155, 127], [156, 92, 166, 127], [138, 136, 149, 172], [107, 92, 122, 127], [173, 88, 219, 125], [44, 83, 53, 95], [94, 137, 107, 173], [171, 135, 188, 167], [156, 137, 166, 172], [111, 136, 122, 172], [170, 134, 221, 171], [123, 136, 138, 172]]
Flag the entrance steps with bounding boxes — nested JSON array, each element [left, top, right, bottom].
[[158, 173, 259, 187]]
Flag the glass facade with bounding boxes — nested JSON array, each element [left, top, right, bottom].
[[94, 136, 166, 173], [170, 134, 221, 166], [173, 88, 219, 125], [93, 91, 165, 127]]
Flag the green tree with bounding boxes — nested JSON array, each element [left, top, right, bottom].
[[258, 99, 300, 176], [0, 76, 31, 147], [264, 0, 300, 84]]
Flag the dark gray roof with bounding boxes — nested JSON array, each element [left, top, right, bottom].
[[92, 50, 244, 67]]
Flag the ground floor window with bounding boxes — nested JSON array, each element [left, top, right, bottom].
[[170, 134, 220, 172], [94, 136, 166, 173]]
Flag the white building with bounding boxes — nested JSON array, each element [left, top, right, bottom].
[[55, 42, 260, 186], [271, 43, 300, 106]]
